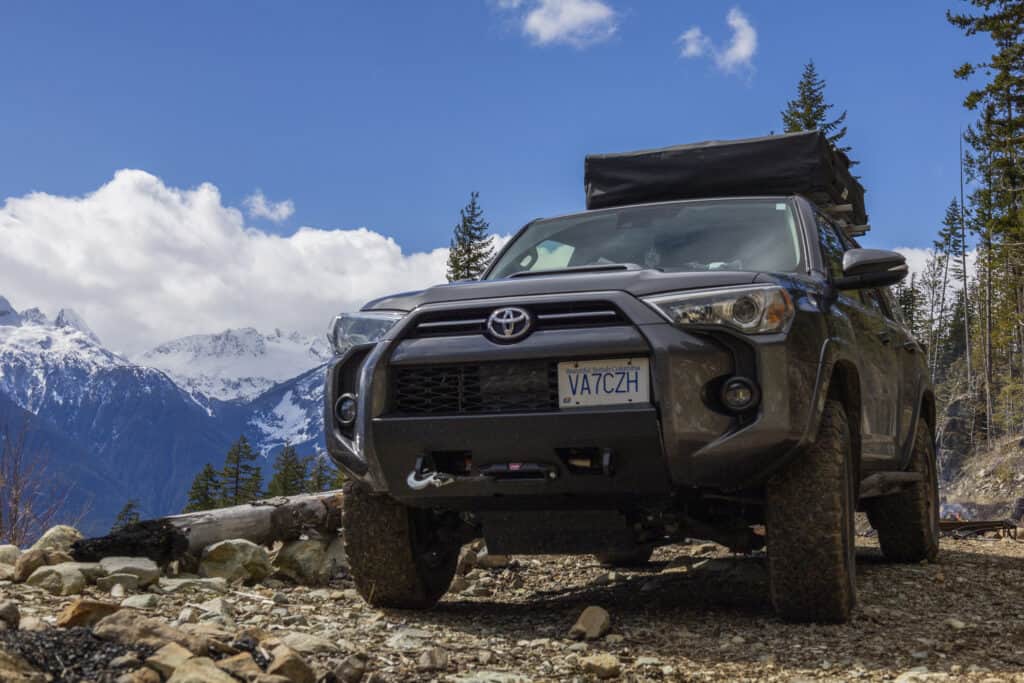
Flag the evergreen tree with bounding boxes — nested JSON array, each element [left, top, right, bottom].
[[111, 499, 141, 532], [305, 453, 337, 492], [184, 463, 221, 512], [781, 60, 855, 163], [219, 436, 263, 506], [266, 444, 308, 497], [446, 192, 495, 281]]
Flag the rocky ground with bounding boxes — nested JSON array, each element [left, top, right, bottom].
[[1, 526, 1023, 682]]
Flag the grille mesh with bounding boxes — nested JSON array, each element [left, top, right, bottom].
[[392, 361, 558, 415]]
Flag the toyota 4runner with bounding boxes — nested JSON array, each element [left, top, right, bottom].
[[324, 132, 939, 623]]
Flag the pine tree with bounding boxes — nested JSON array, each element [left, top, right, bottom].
[[219, 436, 263, 507], [781, 60, 855, 163], [266, 444, 308, 497], [446, 192, 495, 282], [184, 463, 222, 512], [111, 499, 141, 532]]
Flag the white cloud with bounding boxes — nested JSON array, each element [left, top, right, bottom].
[[498, 0, 617, 48], [677, 27, 710, 58], [0, 171, 451, 354], [243, 191, 295, 223], [894, 246, 978, 288], [679, 7, 757, 74]]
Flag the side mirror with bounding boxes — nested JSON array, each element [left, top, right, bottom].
[[833, 249, 908, 290]]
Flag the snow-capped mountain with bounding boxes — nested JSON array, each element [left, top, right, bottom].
[[137, 328, 331, 403], [0, 296, 332, 533]]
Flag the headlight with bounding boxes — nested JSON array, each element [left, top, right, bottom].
[[643, 285, 795, 334], [327, 311, 405, 355]]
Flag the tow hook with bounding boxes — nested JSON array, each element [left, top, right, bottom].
[[406, 456, 456, 490]]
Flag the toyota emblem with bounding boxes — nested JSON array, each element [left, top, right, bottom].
[[486, 307, 533, 343]]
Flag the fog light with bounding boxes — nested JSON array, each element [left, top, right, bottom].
[[335, 394, 358, 426], [721, 377, 759, 412]]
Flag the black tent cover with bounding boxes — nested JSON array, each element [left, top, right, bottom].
[[584, 130, 867, 226]]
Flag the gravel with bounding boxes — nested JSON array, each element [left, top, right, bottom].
[[2, 535, 1023, 681]]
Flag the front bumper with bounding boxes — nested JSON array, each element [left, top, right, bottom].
[[324, 291, 824, 508]]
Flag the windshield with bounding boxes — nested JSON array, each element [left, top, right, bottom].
[[487, 198, 803, 279]]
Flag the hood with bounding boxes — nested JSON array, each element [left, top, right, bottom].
[[363, 269, 763, 312]]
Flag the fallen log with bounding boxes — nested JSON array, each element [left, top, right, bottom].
[[72, 490, 345, 564]]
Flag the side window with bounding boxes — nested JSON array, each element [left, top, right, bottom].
[[815, 214, 845, 280]]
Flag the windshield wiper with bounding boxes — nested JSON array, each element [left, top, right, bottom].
[[508, 263, 645, 279]]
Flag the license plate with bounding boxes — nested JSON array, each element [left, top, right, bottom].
[[557, 358, 650, 408]]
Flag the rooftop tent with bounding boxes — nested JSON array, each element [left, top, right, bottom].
[[584, 131, 869, 236]]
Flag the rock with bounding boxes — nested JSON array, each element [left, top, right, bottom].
[[321, 535, 349, 580], [450, 575, 470, 593], [476, 549, 511, 569], [111, 584, 126, 599], [166, 657, 238, 683], [25, 563, 86, 595], [62, 561, 106, 583], [216, 652, 263, 680], [197, 597, 232, 618], [944, 617, 967, 630], [178, 607, 198, 624], [145, 641, 194, 679], [122, 594, 158, 609], [456, 546, 477, 575], [18, 616, 48, 631], [110, 653, 142, 669], [0, 545, 20, 565], [335, 654, 368, 683], [253, 676, 293, 683], [121, 668, 161, 683], [266, 645, 315, 683], [569, 605, 611, 640], [13, 548, 70, 582], [581, 653, 621, 679], [200, 540, 272, 583], [158, 577, 228, 593], [451, 674, 530, 683], [99, 557, 161, 587], [273, 539, 327, 585], [0, 564, 14, 581], [385, 627, 431, 651], [0, 600, 20, 630], [94, 609, 207, 653], [30, 525, 82, 554], [417, 646, 449, 672], [0, 647, 48, 683], [56, 598, 120, 627], [98, 573, 141, 593], [281, 631, 339, 655]]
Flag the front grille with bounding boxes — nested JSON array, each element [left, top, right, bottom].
[[392, 361, 558, 415], [409, 301, 626, 338]]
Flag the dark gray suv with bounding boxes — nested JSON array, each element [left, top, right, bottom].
[[324, 145, 939, 624]]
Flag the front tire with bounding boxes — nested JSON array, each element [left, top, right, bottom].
[[342, 482, 458, 609], [864, 417, 940, 563], [766, 399, 857, 623]]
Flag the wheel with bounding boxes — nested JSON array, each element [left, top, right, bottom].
[[342, 481, 459, 608], [594, 546, 654, 567], [766, 399, 857, 623], [864, 417, 940, 562]]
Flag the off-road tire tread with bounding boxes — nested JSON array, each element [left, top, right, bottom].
[[766, 399, 856, 623], [342, 481, 457, 609], [865, 419, 940, 563], [594, 546, 654, 567]]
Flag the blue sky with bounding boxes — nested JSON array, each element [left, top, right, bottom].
[[0, 1, 997, 350]]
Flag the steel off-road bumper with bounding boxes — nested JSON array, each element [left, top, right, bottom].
[[324, 292, 825, 507]]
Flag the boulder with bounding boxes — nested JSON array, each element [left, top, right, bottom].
[[569, 605, 611, 640], [417, 647, 449, 672], [94, 609, 207, 653], [61, 562, 106, 583], [167, 657, 238, 683], [281, 631, 339, 655], [334, 654, 368, 683], [13, 548, 71, 582], [273, 539, 326, 585], [121, 594, 158, 609], [200, 540, 272, 583], [25, 563, 86, 595], [99, 557, 160, 587], [0, 648, 47, 683], [216, 652, 262, 681], [0, 564, 14, 581], [158, 577, 228, 594], [30, 525, 82, 554], [476, 549, 511, 569], [56, 598, 120, 627], [581, 653, 621, 679], [0, 545, 20, 565]]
